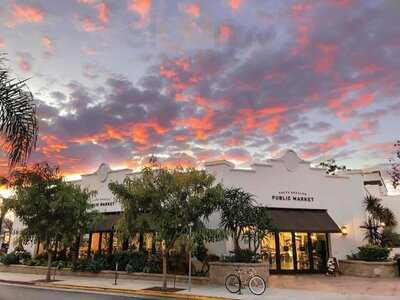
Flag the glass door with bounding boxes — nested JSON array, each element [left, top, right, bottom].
[[278, 232, 294, 270], [311, 233, 328, 272], [295, 232, 311, 271]]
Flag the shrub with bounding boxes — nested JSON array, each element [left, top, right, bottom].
[[221, 249, 259, 263], [348, 245, 390, 262], [113, 250, 147, 272], [143, 254, 161, 273], [0, 252, 20, 265], [25, 258, 46, 266]]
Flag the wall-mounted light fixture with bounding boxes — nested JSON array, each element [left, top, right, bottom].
[[341, 225, 348, 236]]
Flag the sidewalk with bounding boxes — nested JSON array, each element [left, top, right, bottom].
[[0, 272, 398, 300]]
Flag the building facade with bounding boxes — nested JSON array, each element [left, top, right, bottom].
[[9, 150, 400, 273]]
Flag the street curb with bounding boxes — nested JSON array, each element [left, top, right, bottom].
[[35, 282, 235, 300]]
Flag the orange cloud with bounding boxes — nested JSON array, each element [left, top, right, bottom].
[[181, 3, 201, 19], [128, 0, 152, 25], [0, 38, 5, 48], [7, 4, 44, 27], [237, 105, 288, 133], [42, 36, 54, 55], [218, 24, 233, 42], [38, 135, 68, 155], [96, 2, 109, 24], [16, 54, 31, 72], [313, 43, 338, 74], [79, 16, 103, 32], [229, 0, 244, 11], [72, 121, 166, 147], [77, 0, 97, 4], [175, 108, 214, 140]]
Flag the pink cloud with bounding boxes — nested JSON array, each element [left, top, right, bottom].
[[229, 0, 245, 11], [181, 3, 201, 19], [96, 2, 109, 24], [42, 36, 54, 56], [16, 53, 32, 72], [79, 16, 104, 32], [0, 38, 5, 49], [7, 4, 44, 27], [218, 24, 233, 42], [128, 0, 152, 26]]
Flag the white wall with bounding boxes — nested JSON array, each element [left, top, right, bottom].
[[205, 150, 366, 259]]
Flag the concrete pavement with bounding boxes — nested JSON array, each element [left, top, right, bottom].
[[0, 271, 399, 300]]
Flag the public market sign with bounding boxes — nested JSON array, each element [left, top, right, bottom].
[[272, 191, 315, 202]]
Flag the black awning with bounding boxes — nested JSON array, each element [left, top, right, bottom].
[[266, 207, 341, 233], [93, 213, 121, 232]]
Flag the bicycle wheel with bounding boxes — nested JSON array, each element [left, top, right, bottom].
[[249, 275, 266, 295], [225, 274, 241, 294]]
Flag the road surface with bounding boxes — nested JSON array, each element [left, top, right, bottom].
[[0, 283, 159, 300]]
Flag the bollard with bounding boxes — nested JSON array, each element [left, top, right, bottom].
[[114, 263, 119, 285]]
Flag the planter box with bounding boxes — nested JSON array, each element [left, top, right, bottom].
[[209, 261, 269, 285], [0, 264, 209, 284], [339, 259, 399, 278]]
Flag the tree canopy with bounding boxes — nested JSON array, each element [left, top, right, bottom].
[[4, 162, 100, 281], [0, 55, 38, 168], [361, 195, 398, 247], [319, 159, 347, 175], [219, 187, 272, 258], [109, 166, 225, 290]]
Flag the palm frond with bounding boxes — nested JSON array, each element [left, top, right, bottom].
[[0, 55, 38, 168]]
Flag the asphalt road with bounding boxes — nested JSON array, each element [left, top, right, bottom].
[[0, 283, 159, 300]]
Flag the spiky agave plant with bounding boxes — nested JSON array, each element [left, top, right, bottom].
[[0, 54, 38, 168], [361, 195, 397, 246]]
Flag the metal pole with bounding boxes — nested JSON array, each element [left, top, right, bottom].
[[114, 263, 118, 285], [188, 224, 192, 292]]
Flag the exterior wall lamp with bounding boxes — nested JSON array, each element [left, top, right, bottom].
[[341, 225, 348, 236]]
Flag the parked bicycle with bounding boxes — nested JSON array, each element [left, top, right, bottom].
[[225, 266, 266, 295]]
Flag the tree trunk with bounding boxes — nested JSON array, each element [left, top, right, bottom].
[[233, 235, 241, 255], [162, 252, 167, 291], [46, 250, 52, 282]]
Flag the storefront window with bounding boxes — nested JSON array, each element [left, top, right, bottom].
[[261, 232, 277, 270], [101, 232, 110, 254], [295, 232, 310, 270], [144, 233, 153, 251], [311, 233, 328, 272], [91, 232, 100, 253], [279, 232, 294, 270], [112, 234, 122, 252]]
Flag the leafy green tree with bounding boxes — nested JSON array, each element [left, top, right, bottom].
[[0, 55, 38, 168], [361, 195, 397, 246], [109, 167, 225, 290], [219, 188, 272, 257], [4, 163, 100, 281], [319, 159, 346, 175]]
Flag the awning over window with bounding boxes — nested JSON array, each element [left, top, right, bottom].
[[92, 213, 121, 232], [266, 207, 341, 233]]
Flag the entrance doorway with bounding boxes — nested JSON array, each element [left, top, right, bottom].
[[261, 232, 329, 273]]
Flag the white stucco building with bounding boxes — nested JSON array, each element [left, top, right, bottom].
[[8, 150, 400, 273]]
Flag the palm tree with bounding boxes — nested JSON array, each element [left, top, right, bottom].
[[361, 195, 397, 246], [0, 54, 38, 168]]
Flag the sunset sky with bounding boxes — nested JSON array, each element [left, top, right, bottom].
[[0, 0, 399, 177]]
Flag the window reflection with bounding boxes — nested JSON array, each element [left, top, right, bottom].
[[295, 233, 310, 270], [279, 232, 294, 270], [261, 232, 277, 270]]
